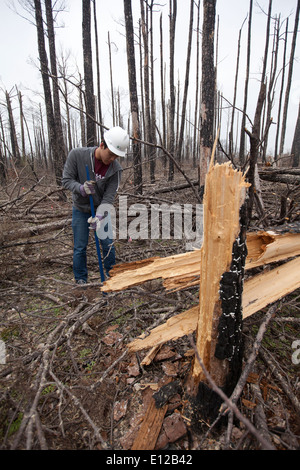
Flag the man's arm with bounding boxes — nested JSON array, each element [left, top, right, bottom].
[[62, 149, 82, 194]]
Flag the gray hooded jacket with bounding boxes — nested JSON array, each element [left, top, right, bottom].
[[62, 146, 122, 214]]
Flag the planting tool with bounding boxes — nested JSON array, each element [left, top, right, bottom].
[[86, 165, 105, 284]]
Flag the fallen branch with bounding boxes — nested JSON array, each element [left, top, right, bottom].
[[188, 335, 276, 450]]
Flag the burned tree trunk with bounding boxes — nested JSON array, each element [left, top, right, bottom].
[[188, 162, 250, 421], [5, 90, 21, 164], [168, 0, 177, 181], [279, 0, 300, 156], [33, 0, 61, 184], [82, 0, 96, 147], [199, 0, 216, 189], [124, 0, 143, 194], [45, 0, 67, 173], [239, 0, 253, 166], [292, 101, 300, 167], [177, 0, 194, 164]]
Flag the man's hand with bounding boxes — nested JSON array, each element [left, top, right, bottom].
[[88, 215, 104, 231], [80, 180, 96, 197]]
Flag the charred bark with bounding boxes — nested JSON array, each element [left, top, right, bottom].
[[199, 0, 216, 188]]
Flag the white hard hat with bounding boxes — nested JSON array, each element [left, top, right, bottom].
[[104, 126, 130, 157]]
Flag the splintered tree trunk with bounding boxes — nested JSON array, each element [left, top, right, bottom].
[[124, 0, 143, 194], [199, 0, 216, 189], [190, 161, 250, 418]]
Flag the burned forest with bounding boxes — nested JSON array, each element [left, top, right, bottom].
[[0, 0, 300, 453]]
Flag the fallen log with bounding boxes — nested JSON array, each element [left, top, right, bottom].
[[131, 398, 168, 450], [2, 219, 71, 243], [259, 172, 300, 185]]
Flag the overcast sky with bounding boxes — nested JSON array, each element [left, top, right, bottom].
[[0, 0, 299, 155]]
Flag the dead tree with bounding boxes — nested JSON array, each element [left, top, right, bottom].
[[229, 18, 246, 158], [5, 90, 21, 164], [107, 31, 115, 127], [279, 0, 300, 156], [199, 0, 216, 189], [149, 0, 157, 183], [92, 0, 104, 140], [33, 0, 61, 184], [193, 0, 201, 168], [239, 0, 253, 166], [274, 18, 288, 163], [123, 0, 143, 194], [159, 13, 167, 154], [140, 0, 152, 179], [44, 0, 67, 170], [292, 101, 300, 167], [168, 0, 177, 181], [177, 0, 194, 164], [82, 0, 96, 146]]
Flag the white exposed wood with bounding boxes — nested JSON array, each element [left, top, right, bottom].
[[128, 256, 300, 353]]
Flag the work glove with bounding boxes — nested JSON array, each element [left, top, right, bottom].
[[88, 214, 105, 231], [80, 180, 96, 197]]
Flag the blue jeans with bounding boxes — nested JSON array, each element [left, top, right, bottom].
[[72, 207, 116, 282]]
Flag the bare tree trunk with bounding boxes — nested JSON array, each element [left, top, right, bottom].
[[274, 18, 288, 163], [193, 1, 201, 168], [229, 21, 245, 158], [82, 0, 96, 147], [5, 90, 21, 164], [107, 31, 115, 127], [149, 0, 157, 183], [168, 0, 177, 181], [177, 0, 194, 164], [246, 83, 267, 222], [160, 13, 166, 153], [59, 54, 73, 152], [279, 0, 300, 156], [78, 73, 86, 146], [140, 0, 151, 174], [45, 0, 67, 171], [92, 0, 103, 140], [292, 101, 300, 167], [138, 20, 145, 145], [199, 0, 216, 189], [124, 0, 143, 194], [239, 0, 253, 166], [17, 89, 26, 159], [34, 0, 61, 183], [263, 11, 280, 163]]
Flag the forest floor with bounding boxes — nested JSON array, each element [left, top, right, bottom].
[[0, 160, 299, 451]]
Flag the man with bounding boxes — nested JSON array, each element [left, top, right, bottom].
[[62, 126, 130, 285]]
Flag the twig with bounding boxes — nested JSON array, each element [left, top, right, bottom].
[[259, 347, 300, 415], [188, 335, 276, 450]]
